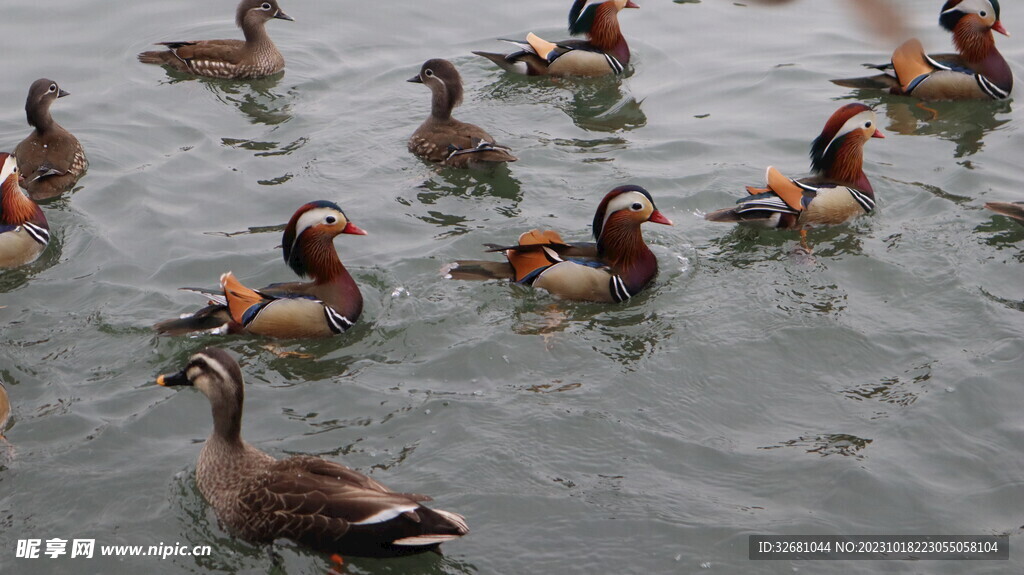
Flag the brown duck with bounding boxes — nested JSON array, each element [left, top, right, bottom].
[[138, 0, 293, 79], [408, 59, 516, 169], [14, 79, 87, 201], [158, 347, 469, 558]]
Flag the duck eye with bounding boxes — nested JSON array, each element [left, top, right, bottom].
[[631, 202, 643, 211], [48, 84, 57, 92], [424, 69, 434, 77], [261, 2, 272, 9], [980, 11, 987, 17], [325, 215, 337, 224], [865, 121, 872, 129]]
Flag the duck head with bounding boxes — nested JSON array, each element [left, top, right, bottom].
[[809, 103, 884, 189], [281, 201, 366, 281], [408, 59, 463, 121], [941, 0, 1006, 37], [237, 0, 293, 30], [25, 78, 68, 132], [592, 185, 671, 258], [158, 347, 245, 441], [0, 153, 44, 227]]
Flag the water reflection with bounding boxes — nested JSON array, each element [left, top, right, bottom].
[[402, 168, 524, 237], [158, 69, 294, 126], [840, 95, 1010, 158], [759, 433, 873, 458], [485, 74, 646, 133], [841, 362, 932, 413]]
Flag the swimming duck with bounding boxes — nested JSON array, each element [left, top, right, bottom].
[[474, 0, 638, 77], [138, 0, 293, 79], [832, 0, 1011, 100], [14, 79, 88, 201], [0, 153, 49, 269], [154, 201, 364, 338], [446, 185, 672, 302], [985, 201, 1024, 224], [408, 59, 517, 169], [158, 347, 469, 558], [705, 103, 884, 235]]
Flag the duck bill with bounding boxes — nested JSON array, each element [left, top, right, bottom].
[[274, 10, 294, 21], [648, 210, 673, 225], [992, 21, 1009, 36], [57, 89, 70, 98], [407, 75, 423, 83], [872, 128, 886, 139], [342, 222, 368, 235], [625, 0, 639, 7], [157, 370, 192, 387]]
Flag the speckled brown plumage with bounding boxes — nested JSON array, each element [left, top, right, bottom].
[[408, 59, 516, 169], [138, 0, 293, 79], [14, 79, 87, 201], [158, 348, 469, 558]]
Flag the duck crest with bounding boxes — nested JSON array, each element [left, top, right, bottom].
[[592, 185, 657, 275], [809, 104, 870, 183], [940, 0, 999, 33]]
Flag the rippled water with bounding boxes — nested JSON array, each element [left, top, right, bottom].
[[1, 0, 1022, 573]]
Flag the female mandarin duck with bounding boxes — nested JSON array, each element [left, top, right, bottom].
[[0, 153, 49, 269], [705, 103, 884, 238], [408, 59, 517, 168], [447, 185, 672, 303], [158, 347, 469, 558], [833, 0, 1011, 100], [154, 201, 364, 338], [985, 201, 1024, 224], [138, 0, 293, 79], [14, 79, 87, 201], [474, 0, 638, 77]]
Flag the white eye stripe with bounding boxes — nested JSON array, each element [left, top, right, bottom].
[[294, 207, 345, 237], [0, 156, 17, 183], [821, 110, 877, 159], [601, 191, 652, 235]]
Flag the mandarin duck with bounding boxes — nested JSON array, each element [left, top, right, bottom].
[[158, 347, 469, 558], [446, 185, 672, 302], [138, 0, 293, 79], [474, 0, 638, 77], [408, 59, 517, 169], [154, 201, 364, 338], [705, 104, 884, 239], [985, 201, 1024, 225], [14, 79, 88, 202], [0, 153, 49, 269], [832, 0, 1011, 100]]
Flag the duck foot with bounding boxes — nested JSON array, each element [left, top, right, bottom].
[[915, 101, 939, 121], [328, 553, 345, 575], [261, 344, 315, 359]]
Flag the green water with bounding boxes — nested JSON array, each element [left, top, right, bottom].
[[0, 0, 1022, 573]]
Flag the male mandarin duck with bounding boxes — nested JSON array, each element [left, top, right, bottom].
[[408, 59, 517, 169], [985, 201, 1024, 224], [158, 347, 469, 558], [446, 185, 672, 303], [705, 103, 884, 237], [154, 201, 364, 338], [474, 0, 638, 77], [832, 0, 1011, 100], [0, 153, 50, 269], [138, 0, 293, 79], [14, 79, 88, 201]]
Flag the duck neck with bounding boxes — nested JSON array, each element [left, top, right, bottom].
[[210, 397, 243, 446], [26, 101, 55, 136], [590, 4, 629, 63], [816, 135, 873, 195], [953, 22, 1011, 91], [304, 235, 364, 320], [430, 82, 460, 121], [1, 177, 43, 226], [242, 17, 272, 49], [598, 215, 657, 290]]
